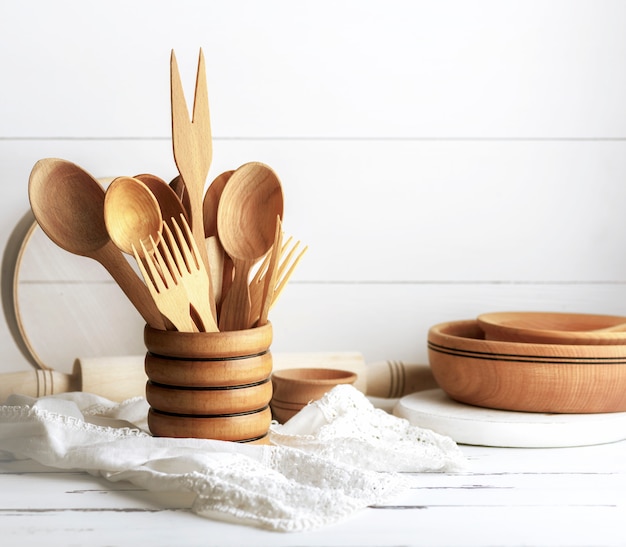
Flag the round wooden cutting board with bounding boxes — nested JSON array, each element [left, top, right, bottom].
[[394, 389, 626, 448]]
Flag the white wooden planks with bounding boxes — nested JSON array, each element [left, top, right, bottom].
[[2, 442, 626, 546], [2, 1, 626, 139], [1, 0, 626, 375], [5, 139, 626, 283]]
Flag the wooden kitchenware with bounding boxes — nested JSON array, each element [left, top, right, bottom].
[[477, 311, 626, 345], [144, 322, 273, 442], [428, 319, 626, 413], [28, 158, 165, 330], [104, 176, 163, 256], [270, 367, 357, 423], [217, 162, 284, 331]]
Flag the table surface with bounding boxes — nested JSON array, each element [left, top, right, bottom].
[[2, 436, 625, 547]]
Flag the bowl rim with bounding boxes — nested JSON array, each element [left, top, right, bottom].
[[428, 319, 626, 363], [271, 367, 358, 384], [477, 311, 626, 345]]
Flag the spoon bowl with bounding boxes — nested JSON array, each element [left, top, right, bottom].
[[104, 176, 163, 257], [217, 162, 284, 331], [135, 173, 188, 230], [29, 159, 110, 255]]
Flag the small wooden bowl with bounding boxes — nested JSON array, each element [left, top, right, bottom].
[[477, 311, 626, 345], [144, 322, 272, 359], [143, 323, 273, 440], [145, 351, 272, 387], [270, 367, 357, 422], [146, 378, 272, 415], [428, 319, 626, 413], [147, 406, 272, 441]]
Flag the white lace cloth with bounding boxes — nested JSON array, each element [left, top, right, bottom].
[[0, 385, 464, 532]]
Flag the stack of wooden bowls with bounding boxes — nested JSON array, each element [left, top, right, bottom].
[[427, 312, 626, 413], [144, 323, 273, 443]]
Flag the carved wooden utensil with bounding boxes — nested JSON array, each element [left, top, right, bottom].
[[103, 176, 163, 257], [217, 162, 284, 331], [170, 49, 215, 315], [28, 158, 165, 330]]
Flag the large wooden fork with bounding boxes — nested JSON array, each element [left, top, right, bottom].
[[170, 48, 216, 322]]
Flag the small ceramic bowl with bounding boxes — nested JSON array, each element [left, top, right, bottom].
[[477, 311, 626, 345], [270, 367, 357, 423], [428, 319, 626, 413]]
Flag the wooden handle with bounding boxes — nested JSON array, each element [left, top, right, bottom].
[[365, 361, 438, 399], [0, 369, 76, 402], [74, 355, 147, 402], [0, 356, 147, 404], [0, 354, 432, 404]]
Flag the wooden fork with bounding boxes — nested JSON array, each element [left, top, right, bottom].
[[161, 214, 219, 332], [249, 235, 308, 327], [170, 48, 216, 318], [133, 237, 198, 333]]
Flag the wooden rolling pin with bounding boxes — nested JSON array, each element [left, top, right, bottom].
[[0, 354, 437, 404], [365, 360, 438, 399], [0, 356, 147, 403]]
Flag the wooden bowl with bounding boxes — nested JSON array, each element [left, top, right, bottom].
[[144, 322, 272, 359], [270, 367, 357, 422], [268, 399, 308, 425], [145, 378, 272, 415], [143, 323, 273, 441], [147, 406, 272, 441], [477, 311, 626, 345], [145, 351, 272, 387], [428, 319, 626, 413]]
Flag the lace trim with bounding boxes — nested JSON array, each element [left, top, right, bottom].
[[270, 385, 465, 472], [0, 404, 148, 439]]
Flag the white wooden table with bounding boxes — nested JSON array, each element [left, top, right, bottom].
[[1, 439, 625, 546]]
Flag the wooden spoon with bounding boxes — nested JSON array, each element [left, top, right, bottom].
[[103, 176, 163, 257], [169, 175, 192, 221], [135, 173, 189, 230], [217, 162, 284, 331], [27, 158, 165, 330], [203, 170, 234, 239], [203, 170, 234, 306]]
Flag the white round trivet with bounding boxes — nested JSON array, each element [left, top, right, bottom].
[[393, 389, 626, 448]]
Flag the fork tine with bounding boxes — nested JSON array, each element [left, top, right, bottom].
[[276, 239, 300, 280], [257, 216, 283, 327], [174, 213, 202, 271], [150, 235, 177, 289], [251, 248, 272, 286], [192, 50, 212, 146], [170, 50, 191, 134], [161, 221, 187, 276], [145, 241, 164, 288], [272, 244, 308, 307], [251, 235, 293, 287], [133, 243, 153, 288]]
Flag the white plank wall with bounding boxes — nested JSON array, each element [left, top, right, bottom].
[[1, 0, 626, 373]]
